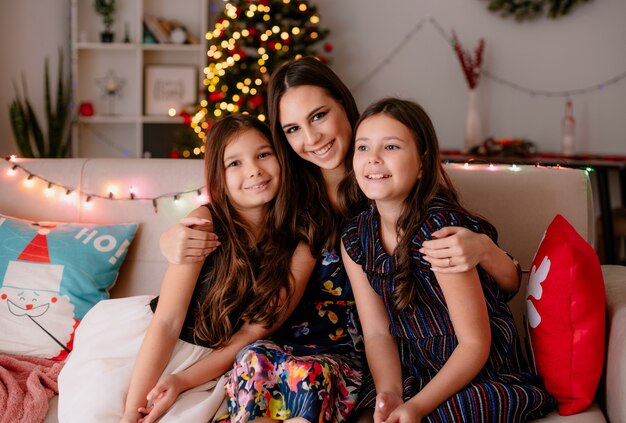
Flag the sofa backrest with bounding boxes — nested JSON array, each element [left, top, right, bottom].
[[1, 158, 205, 298], [1, 159, 594, 303]]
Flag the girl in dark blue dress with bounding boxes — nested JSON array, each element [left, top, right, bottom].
[[341, 98, 555, 422]]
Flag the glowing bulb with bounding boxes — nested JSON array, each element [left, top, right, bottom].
[[509, 164, 521, 172], [168, 108, 177, 117], [62, 190, 77, 204], [197, 193, 208, 203], [44, 183, 55, 198], [24, 175, 35, 188], [84, 196, 94, 210], [463, 162, 470, 169], [107, 185, 119, 197], [7, 165, 17, 176], [488, 164, 496, 171]]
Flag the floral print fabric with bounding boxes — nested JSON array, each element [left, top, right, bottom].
[[224, 248, 364, 422]]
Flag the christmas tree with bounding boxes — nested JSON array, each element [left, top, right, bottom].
[[186, 0, 331, 156]]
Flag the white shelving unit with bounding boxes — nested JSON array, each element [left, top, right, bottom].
[[70, 0, 210, 158]]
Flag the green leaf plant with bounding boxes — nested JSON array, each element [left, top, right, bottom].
[[9, 49, 73, 158]]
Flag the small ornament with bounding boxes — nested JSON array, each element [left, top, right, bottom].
[[79, 102, 95, 117], [96, 70, 126, 115], [123, 22, 131, 43]]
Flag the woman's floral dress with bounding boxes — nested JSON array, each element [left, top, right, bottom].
[[224, 247, 364, 422]]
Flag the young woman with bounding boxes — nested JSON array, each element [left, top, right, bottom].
[[341, 98, 554, 422], [57, 114, 315, 423], [160, 58, 522, 422]]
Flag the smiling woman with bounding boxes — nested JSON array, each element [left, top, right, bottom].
[[279, 85, 353, 175]]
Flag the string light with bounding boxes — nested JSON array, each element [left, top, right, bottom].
[[350, 16, 626, 97], [2, 158, 205, 214], [44, 182, 55, 198]]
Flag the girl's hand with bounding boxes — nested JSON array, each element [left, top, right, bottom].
[[374, 391, 404, 423], [383, 400, 424, 423], [137, 374, 184, 423], [159, 217, 219, 264], [120, 409, 141, 423], [420, 226, 488, 273]]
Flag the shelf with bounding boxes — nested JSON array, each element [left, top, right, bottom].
[[75, 42, 138, 51], [78, 115, 140, 124], [71, 0, 210, 158], [141, 44, 204, 52], [142, 115, 188, 124]]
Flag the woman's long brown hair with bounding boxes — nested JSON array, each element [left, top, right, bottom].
[[193, 114, 299, 348], [267, 57, 367, 251], [352, 98, 465, 313]]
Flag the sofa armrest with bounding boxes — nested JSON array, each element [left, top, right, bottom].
[[602, 265, 626, 423]]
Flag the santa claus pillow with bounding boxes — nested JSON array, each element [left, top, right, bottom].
[[0, 214, 137, 360], [526, 214, 605, 415]]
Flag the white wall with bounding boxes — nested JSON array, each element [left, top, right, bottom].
[[316, 0, 626, 155], [1, 0, 625, 157], [0, 0, 70, 157]]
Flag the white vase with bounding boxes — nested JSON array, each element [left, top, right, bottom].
[[464, 89, 481, 153]]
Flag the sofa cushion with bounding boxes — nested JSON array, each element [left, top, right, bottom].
[[0, 213, 137, 360], [526, 214, 605, 415]]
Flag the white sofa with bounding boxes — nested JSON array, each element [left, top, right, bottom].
[[0, 158, 624, 422]]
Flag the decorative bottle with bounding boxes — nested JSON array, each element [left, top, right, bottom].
[[561, 99, 575, 156]]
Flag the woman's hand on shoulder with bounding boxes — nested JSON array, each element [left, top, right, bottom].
[[419, 226, 488, 273], [159, 207, 220, 264]]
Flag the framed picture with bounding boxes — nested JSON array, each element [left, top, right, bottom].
[[144, 65, 196, 115]]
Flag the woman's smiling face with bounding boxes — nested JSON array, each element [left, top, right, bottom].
[[278, 85, 352, 172]]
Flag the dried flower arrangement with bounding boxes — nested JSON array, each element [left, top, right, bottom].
[[451, 32, 485, 90]]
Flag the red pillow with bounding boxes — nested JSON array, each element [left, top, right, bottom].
[[526, 214, 605, 415]]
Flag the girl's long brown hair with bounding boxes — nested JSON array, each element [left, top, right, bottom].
[[267, 57, 367, 251], [351, 98, 465, 313], [193, 114, 299, 348]]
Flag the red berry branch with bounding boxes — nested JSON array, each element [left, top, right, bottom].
[[451, 31, 485, 89]]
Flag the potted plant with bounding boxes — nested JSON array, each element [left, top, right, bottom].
[[9, 49, 73, 158], [95, 0, 116, 43]]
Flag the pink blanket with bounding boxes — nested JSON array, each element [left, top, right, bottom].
[[0, 354, 64, 423]]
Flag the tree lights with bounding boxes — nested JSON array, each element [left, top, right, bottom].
[[184, 0, 331, 157]]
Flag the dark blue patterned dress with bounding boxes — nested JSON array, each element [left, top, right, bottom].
[[341, 197, 555, 422], [224, 247, 364, 422]]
